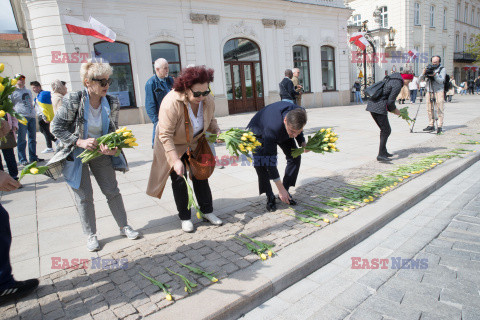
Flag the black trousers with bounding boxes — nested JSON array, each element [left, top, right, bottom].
[[0, 204, 14, 290], [38, 119, 56, 149], [371, 112, 391, 157], [254, 138, 301, 197], [170, 154, 213, 220], [0, 148, 18, 180]]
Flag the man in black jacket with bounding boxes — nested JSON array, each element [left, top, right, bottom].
[[366, 72, 402, 162], [279, 69, 299, 103], [247, 102, 307, 211]]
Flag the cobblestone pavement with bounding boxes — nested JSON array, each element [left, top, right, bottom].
[[242, 159, 480, 320], [1, 97, 480, 319]]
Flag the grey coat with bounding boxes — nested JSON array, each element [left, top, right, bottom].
[[46, 90, 122, 179], [366, 73, 404, 115], [419, 65, 446, 93]]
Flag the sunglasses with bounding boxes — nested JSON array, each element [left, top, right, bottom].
[[190, 88, 210, 97], [92, 78, 113, 87]]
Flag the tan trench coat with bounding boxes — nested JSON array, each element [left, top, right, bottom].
[[146, 90, 220, 199]]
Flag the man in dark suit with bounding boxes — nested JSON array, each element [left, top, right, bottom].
[[279, 69, 299, 103], [145, 58, 174, 147], [247, 101, 308, 212]]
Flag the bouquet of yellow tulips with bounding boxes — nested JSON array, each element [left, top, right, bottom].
[[77, 127, 138, 163], [291, 127, 339, 158], [207, 128, 261, 159], [0, 63, 28, 128]]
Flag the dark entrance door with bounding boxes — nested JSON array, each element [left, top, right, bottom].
[[224, 38, 264, 114]]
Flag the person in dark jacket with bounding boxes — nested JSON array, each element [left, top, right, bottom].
[[145, 58, 174, 147], [247, 102, 307, 211], [468, 78, 475, 95], [279, 69, 299, 103], [366, 72, 402, 162]]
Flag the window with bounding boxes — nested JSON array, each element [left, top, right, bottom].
[[414, 3, 421, 25], [380, 7, 388, 28], [472, 7, 475, 25], [321, 46, 336, 91], [93, 41, 136, 108], [457, 2, 461, 20], [477, 11, 480, 27], [429, 46, 434, 60], [463, 35, 467, 51], [443, 8, 447, 29], [455, 34, 459, 51], [414, 46, 420, 75], [353, 14, 362, 26], [150, 42, 182, 78], [465, 4, 468, 23], [442, 47, 445, 63], [292, 45, 311, 92], [430, 5, 435, 27]]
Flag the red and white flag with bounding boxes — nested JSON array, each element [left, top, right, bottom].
[[349, 32, 368, 50], [407, 49, 418, 63], [64, 16, 116, 43]]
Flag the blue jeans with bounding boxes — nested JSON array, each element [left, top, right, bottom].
[[354, 91, 363, 103], [281, 99, 294, 104], [410, 90, 418, 103], [152, 121, 158, 147], [16, 117, 38, 163], [0, 204, 14, 290]]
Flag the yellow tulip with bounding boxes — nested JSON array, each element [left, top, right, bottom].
[[124, 138, 133, 144], [324, 218, 330, 223], [438, 160, 443, 163], [323, 147, 328, 151], [343, 208, 349, 212], [30, 168, 39, 174], [184, 287, 188, 292], [123, 131, 132, 137], [268, 250, 273, 257], [196, 211, 202, 219], [394, 182, 398, 186], [243, 133, 249, 137], [320, 128, 325, 133], [10, 79, 17, 86], [128, 142, 139, 147], [323, 138, 329, 142], [0, 76, 3, 83], [0, 63, 4, 73], [165, 294, 173, 301], [241, 136, 247, 141], [363, 199, 369, 203], [326, 128, 332, 132], [0, 83, 4, 93], [260, 253, 267, 260], [246, 146, 252, 151], [249, 137, 256, 142], [350, 206, 355, 209], [18, 118, 28, 126], [333, 214, 339, 218], [398, 178, 403, 182], [212, 277, 218, 282], [0, 110, 5, 118], [248, 131, 254, 135]]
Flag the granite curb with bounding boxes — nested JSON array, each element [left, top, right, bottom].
[[148, 151, 480, 320]]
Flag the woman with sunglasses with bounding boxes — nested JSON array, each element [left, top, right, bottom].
[[49, 60, 139, 251], [147, 66, 223, 233]]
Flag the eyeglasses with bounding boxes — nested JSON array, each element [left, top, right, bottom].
[[92, 78, 113, 87], [190, 88, 210, 97]]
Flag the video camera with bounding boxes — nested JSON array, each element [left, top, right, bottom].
[[424, 64, 437, 78]]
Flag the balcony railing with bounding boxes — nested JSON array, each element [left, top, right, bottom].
[[454, 51, 477, 62]]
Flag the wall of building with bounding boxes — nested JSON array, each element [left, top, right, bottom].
[[19, 0, 352, 125]]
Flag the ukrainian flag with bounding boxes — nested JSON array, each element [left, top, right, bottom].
[[37, 91, 55, 122]]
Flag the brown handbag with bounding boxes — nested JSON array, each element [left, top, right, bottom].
[[183, 105, 215, 180], [0, 131, 17, 149]]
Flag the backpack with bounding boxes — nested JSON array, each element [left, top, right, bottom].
[[444, 74, 452, 91], [365, 75, 390, 101]]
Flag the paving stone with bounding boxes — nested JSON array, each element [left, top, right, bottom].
[[348, 307, 383, 320], [136, 302, 158, 317], [375, 285, 405, 304], [440, 288, 480, 308], [112, 303, 138, 318], [361, 296, 422, 320], [401, 292, 462, 319], [93, 310, 118, 320], [462, 306, 480, 320], [333, 282, 374, 311]]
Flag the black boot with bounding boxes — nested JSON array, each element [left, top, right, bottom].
[[377, 155, 390, 162], [266, 194, 276, 212], [0, 279, 39, 306], [423, 126, 435, 132]]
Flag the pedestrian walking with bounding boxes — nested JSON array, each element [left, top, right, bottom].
[[353, 81, 363, 104], [279, 69, 299, 104]]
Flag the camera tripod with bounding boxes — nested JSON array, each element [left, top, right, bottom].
[[410, 78, 439, 133]]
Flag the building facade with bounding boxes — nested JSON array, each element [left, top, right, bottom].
[[12, 0, 352, 125], [346, 0, 455, 91], [454, 0, 480, 83]]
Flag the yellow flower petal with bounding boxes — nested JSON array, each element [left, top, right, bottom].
[[0, 110, 5, 118], [165, 294, 173, 301], [268, 250, 273, 257], [30, 168, 39, 174], [0, 63, 4, 73], [260, 253, 267, 260], [212, 277, 218, 282], [333, 214, 339, 218], [196, 211, 202, 219]]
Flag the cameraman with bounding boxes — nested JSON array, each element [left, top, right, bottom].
[[420, 56, 446, 134]]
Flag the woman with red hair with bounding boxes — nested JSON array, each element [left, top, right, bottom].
[[147, 66, 223, 232]]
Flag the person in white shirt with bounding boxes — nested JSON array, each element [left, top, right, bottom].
[[409, 74, 420, 103], [419, 80, 426, 97]]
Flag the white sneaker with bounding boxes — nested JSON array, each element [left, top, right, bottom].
[[87, 234, 100, 252], [41, 148, 54, 154], [203, 213, 223, 226], [181, 220, 194, 233], [120, 225, 140, 240]]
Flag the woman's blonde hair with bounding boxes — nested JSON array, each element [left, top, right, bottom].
[[80, 59, 113, 86], [51, 79, 66, 93]]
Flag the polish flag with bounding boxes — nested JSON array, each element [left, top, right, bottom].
[[64, 16, 116, 43], [407, 49, 418, 63], [349, 32, 368, 50]]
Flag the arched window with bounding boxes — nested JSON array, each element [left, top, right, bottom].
[[321, 46, 336, 91], [292, 45, 311, 93], [380, 7, 388, 28], [93, 41, 136, 108], [150, 42, 182, 78]]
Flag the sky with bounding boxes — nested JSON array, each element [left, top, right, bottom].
[[0, 0, 19, 32]]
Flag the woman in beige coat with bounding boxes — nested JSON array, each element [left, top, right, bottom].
[[147, 66, 223, 232]]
